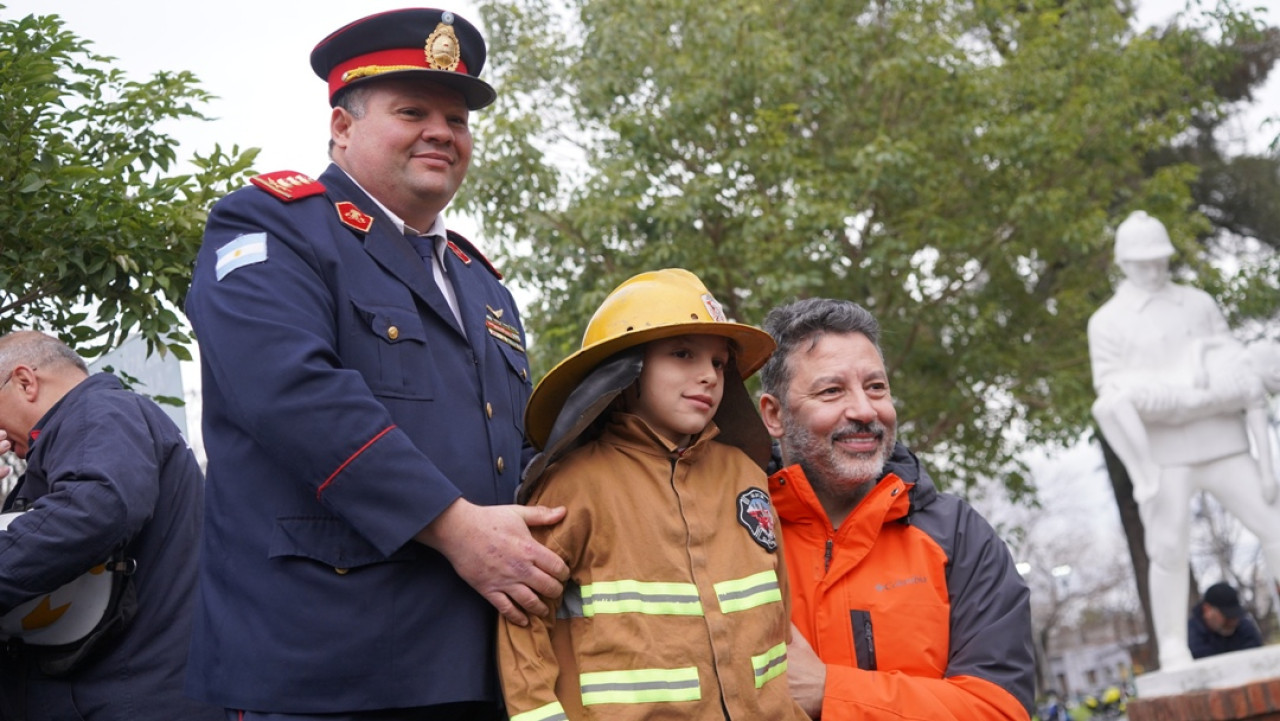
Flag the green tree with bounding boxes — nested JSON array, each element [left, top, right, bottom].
[[0, 9, 256, 359], [460, 0, 1279, 495]]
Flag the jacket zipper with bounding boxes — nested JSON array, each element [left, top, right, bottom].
[[824, 537, 833, 572]]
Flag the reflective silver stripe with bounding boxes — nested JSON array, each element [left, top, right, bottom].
[[753, 642, 788, 688], [715, 570, 782, 614], [557, 581, 585, 619], [580, 666, 701, 706], [581, 580, 702, 617], [511, 701, 568, 721]]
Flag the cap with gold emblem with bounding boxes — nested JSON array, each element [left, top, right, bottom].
[[310, 8, 496, 110]]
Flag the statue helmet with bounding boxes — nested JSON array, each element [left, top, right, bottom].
[[1114, 211, 1175, 261]]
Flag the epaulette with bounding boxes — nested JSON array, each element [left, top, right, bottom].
[[447, 232, 503, 280], [250, 171, 326, 202]]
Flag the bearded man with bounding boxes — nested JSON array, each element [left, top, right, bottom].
[[758, 298, 1035, 721]]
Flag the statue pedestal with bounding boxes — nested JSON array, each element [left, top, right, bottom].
[[1128, 646, 1280, 721]]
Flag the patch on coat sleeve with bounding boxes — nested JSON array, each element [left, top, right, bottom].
[[737, 487, 778, 552], [216, 232, 268, 280]]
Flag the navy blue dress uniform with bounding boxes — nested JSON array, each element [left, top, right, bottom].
[[0, 373, 219, 721], [184, 8, 534, 715]]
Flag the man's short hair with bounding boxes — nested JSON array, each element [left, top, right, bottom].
[[328, 85, 374, 157], [759, 298, 882, 402], [0, 330, 89, 376]]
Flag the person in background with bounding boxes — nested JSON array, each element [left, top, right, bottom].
[[183, 8, 567, 720], [1188, 581, 1264, 659], [498, 269, 807, 720], [758, 297, 1035, 720], [0, 330, 218, 721]]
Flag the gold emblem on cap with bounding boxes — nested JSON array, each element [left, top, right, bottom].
[[425, 23, 461, 71]]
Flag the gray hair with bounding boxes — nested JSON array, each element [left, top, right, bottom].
[[759, 298, 883, 402], [327, 85, 374, 157], [0, 330, 89, 376]]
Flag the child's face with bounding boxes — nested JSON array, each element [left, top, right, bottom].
[[632, 335, 730, 448]]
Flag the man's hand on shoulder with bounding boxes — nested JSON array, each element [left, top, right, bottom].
[[415, 498, 569, 626]]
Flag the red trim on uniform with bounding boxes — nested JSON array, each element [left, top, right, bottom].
[[28, 429, 40, 443], [317, 425, 397, 500], [335, 201, 375, 233], [328, 47, 470, 100], [250, 171, 326, 202], [446, 240, 471, 265]]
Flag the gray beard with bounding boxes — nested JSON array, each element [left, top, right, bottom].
[[781, 414, 896, 506]]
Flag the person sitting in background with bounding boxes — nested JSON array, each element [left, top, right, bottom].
[[1188, 581, 1264, 659]]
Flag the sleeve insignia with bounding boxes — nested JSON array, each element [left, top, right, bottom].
[[249, 171, 326, 202], [335, 201, 375, 233], [737, 488, 778, 552]]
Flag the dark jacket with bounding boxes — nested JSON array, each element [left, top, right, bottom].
[[0, 373, 218, 721], [184, 165, 533, 712], [1188, 604, 1264, 659], [770, 443, 1035, 720]]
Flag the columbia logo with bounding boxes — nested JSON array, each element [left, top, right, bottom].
[[875, 576, 927, 592]]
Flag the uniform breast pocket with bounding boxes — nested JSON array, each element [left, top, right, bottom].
[[348, 298, 434, 400], [494, 340, 533, 430]]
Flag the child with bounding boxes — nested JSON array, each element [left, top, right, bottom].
[[498, 269, 807, 721]]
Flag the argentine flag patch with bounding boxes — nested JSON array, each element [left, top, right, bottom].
[[216, 232, 269, 280]]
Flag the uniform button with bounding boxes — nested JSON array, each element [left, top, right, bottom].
[[387, 326, 400, 341], [496, 456, 506, 473], [520, 368, 528, 381], [334, 567, 349, 575], [486, 402, 494, 419]]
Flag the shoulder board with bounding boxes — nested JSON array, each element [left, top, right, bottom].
[[250, 171, 326, 202], [447, 231, 503, 280]]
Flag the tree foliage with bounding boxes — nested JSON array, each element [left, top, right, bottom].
[[0, 10, 257, 358], [460, 0, 1279, 495]]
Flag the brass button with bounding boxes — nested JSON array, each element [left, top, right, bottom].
[[496, 456, 506, 473], [334, 567, 349, 575], [520, 368, 528, 381], [387, 326, 400, 341], [486, 402, 494, 419]]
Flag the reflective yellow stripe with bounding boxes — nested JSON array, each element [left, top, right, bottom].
[[510, 702, 567, 721], [715, 570, 782, 614], [580, 666, 702, 706], [753, 642, 788, 688], [581, 580, 702, 617]]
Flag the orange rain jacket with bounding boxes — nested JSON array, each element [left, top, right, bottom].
[[769, 443, 1034, 721]]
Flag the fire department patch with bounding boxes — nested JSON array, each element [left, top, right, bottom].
[[737, 487, 778, 552]]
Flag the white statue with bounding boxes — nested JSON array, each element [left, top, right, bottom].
[[1087, 210, 1280, 670]]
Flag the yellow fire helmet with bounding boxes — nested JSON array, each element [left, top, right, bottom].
[[524, 268, 776, 452], [0, 511, 113, 646]]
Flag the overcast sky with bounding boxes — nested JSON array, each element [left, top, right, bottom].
[[4, 0, 1274, 180]]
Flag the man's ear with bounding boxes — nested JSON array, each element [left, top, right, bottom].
[[9, 365, 40, 404], [759, 393, 785, 439], [330, 106, 353, 149]]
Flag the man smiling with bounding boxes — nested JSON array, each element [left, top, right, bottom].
[[184, 8, 567, 720], [758, 297, 1035, 721]]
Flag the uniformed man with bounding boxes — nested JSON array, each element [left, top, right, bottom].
[[184, 8, 568, 720]]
